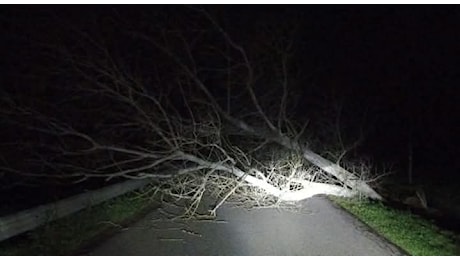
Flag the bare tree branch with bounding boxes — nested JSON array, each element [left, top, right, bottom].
[[1, 7, 384, 220]]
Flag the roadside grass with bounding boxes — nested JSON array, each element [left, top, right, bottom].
[[0, 188, 159, 255], [329, 196, 460, 256]]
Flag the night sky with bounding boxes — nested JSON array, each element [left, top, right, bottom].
[[0, 5, 459, 199]]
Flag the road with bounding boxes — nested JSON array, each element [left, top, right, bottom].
[[85, 195, 405, 255]]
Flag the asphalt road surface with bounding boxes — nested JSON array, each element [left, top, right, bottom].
[[86, 195, 405, 255]]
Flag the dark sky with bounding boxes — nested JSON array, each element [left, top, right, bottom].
[[297, 6, 459, 172], [0, 5, 458, 181]]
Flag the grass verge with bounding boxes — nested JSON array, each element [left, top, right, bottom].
[[329, 196, 460, 256], [0, 188, 160, 255]]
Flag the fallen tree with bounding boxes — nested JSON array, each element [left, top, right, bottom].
[[0, 7, 382, 218]]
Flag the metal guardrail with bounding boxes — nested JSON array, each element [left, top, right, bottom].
[[0, 179, 152, 242]]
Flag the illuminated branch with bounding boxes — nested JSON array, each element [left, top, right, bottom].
[[1, 7, 383, 220]]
